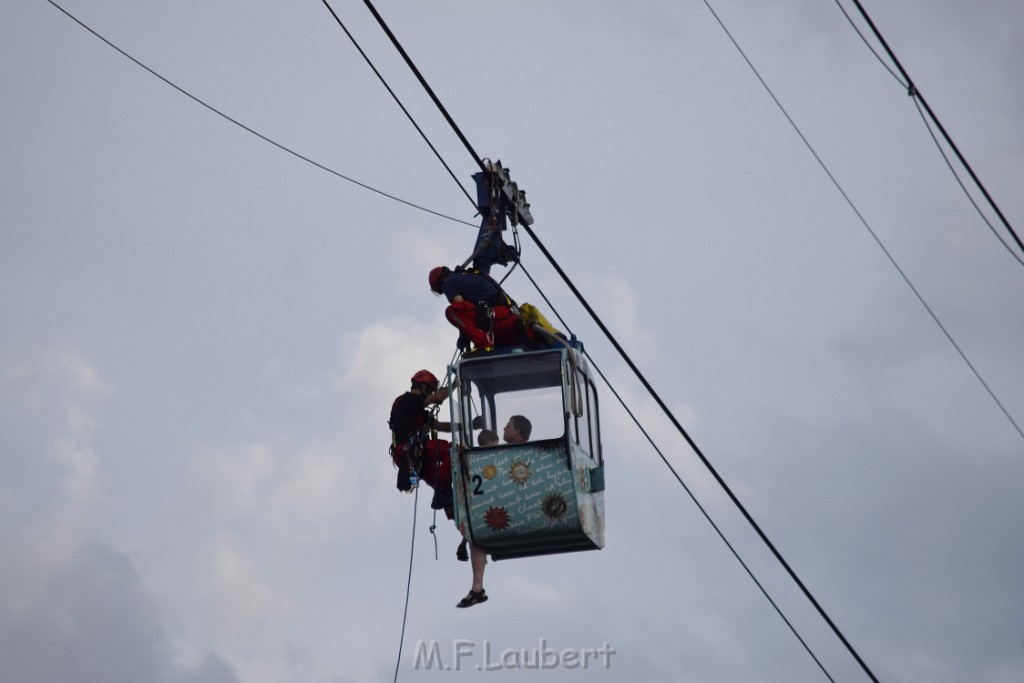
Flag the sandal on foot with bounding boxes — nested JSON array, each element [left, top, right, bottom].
[[456, 541, 468, 562], [456, 589, 487, 608]]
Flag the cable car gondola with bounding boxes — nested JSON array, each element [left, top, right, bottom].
[[448, 342, 605, 560]]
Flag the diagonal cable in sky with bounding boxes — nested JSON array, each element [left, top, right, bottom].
[[355, 0, 883, 679], [844, 0, 1024, 263], [44, 0, 477, 229], [695, 0, 1024, 444]]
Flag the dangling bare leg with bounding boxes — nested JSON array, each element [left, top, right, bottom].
[[456, 543, 489, 608]]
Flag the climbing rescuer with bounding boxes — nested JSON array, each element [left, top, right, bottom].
[[388, 370, 454, 518], [428, 266, 537, 351]]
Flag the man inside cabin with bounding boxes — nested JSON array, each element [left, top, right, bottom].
[[502, 414, 532, 444], [388, 370, 454, 516]]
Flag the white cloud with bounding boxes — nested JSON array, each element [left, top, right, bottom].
[[211, 539, 278, 620], [335, 316, 457, 407], [2, 350, 110, 500], [591, 276, 660, 362], [0, 540, 238, 683], [194, 444, 276, 521], [500, 573, 568, 609], [52, 403, 100, 501]]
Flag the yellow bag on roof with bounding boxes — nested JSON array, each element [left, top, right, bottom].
[[519, 303, 563, 339]]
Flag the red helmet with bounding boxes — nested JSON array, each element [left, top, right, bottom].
[[411, 370, 439, 393], [428, 266, 450, 294]]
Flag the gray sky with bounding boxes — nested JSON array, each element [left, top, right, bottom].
[[3, 1, 1023, 681]]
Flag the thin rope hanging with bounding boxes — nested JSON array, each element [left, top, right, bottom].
[[392, 486, 419, 683]]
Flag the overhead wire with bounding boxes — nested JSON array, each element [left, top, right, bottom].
[[832, 0, 908, 87], [841, 0, 1024, 264], [909, 97, 1024, 268], [52, 0, 1018, 677], [41, 1, 836, 678], [833, 0, 1024, 268], [354, 0, 879, 680], [317, 0, 478, 210], [515, 263, 837, 683], [44, 0, 477, 229], [520, 214, 882, 683], [696, 0, 1024, 443], [46, 1, 1024, 448], [357, 0, 488, 178]]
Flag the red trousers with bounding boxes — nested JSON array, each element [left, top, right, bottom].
[[445, 301, 528, 349], [392, 439, 451, 489]]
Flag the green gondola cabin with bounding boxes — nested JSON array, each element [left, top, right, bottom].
[[448, 343, 605, 560]]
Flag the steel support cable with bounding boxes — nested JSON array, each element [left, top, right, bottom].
[[585, 353, 836, 682], [845, 0, 1024, 262], [834, 0, 1024, 268], [41, 4, 830, 677], [831, 0, 908, 87], [522, 226, 881, 683], [318, 0, 477, 210], [359, 0, 487, 177], [909, 97, 1024, 268], [44, 0, 476, 229], [358, 2, 880, 679], [836, 0, 1023, 267], [700, 0, 1024, 445], [516, 262, 837, 682]]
